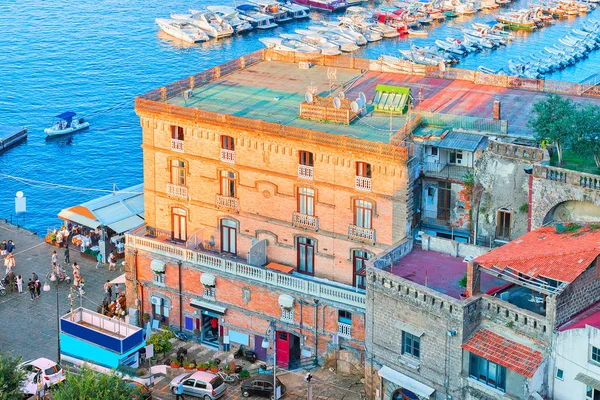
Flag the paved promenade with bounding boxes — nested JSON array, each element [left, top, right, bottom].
[[0, 221, 122, 362]]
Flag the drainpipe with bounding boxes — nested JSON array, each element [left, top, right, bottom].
[[178, 260, 183, 332], [314, 299, 319, 366], [524, 167, 533, 232], [133, 250, 143, 327]]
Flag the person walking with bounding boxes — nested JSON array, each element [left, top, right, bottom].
[[104, 280, 112, 301], [31, 272, 39, 283], [64, 246, 70, 265], [0, 240, 6, 258], [6, 240, 15, 254], [51, 250, 58, 267], [7, 270, 15, 293], [108, 251, 116, 271], [175, 381, 186, 400], [95, 252, 102, 269], [4, 253, 15, 275], [27, 278, 36, 301], [34, 278, 41, 299], [16, 274, 23, 293]]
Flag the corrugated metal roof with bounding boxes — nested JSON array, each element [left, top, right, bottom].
[[435, 132, 485, 152]]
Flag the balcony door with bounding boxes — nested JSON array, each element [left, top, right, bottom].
[[437, 182, 451, 220], [172, 208, 187, 242], [298, 188, 315, 216], [221, 219, 237, 255], [297, 237, 314, 276], [352, 250, 369, 289]]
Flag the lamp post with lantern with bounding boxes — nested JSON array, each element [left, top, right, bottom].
[[262, 321, 279, 399], [43, 274, 61, 364]]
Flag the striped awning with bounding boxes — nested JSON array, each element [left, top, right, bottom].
[[575, 373, 600, 391]]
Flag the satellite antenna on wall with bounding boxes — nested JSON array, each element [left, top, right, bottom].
[[351, 101, 359, 113], [339, 91, 345, 100], [333, 97, 341, 109], [327, 67, 337, 80], [305, 92, 314, 104]]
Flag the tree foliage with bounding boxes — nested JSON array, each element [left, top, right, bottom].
[[0, 352, 25, 400], [571, 103, 600, 168], [52, 367, 139, 400], [527, 94, 575, 166], [146, 329, 174, 356]]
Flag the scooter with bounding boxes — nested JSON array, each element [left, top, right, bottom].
[[234, 345, 257, 363], [47, 269, 71, 284], [0, 280, 6, 296]]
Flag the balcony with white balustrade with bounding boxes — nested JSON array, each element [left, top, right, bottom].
[[355, 176, 372, 192], [166, 183, 188, 199], [292, 212, 318, 231], [171, 138, 184, 153], [220, 149, 235, 164], [348, 224, 376, 243], [298, 165, 314, 180]]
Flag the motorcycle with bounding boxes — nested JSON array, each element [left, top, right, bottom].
[[234, 345, 257, 363], [47, 269, 71, 284]]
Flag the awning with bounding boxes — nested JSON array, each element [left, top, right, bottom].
[[575, 373, 600, 391], [278, 294, 295, 309], [190, 299, 227, 314], [200, 273, 216, 287], [150, 260, 165, 273], [58, 208, 100, 230], [378, 366, 435, 398], [395, 321, 424, 337], [109, 273, 126, 285], [435, 132, 485, 152], [107, 214, 145, 235]]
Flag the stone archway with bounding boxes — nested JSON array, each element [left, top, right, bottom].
[[543, 200, 600, 225]]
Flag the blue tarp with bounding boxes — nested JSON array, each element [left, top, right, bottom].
[[55, 111, 76, 120], [236, 4, 257, 11]]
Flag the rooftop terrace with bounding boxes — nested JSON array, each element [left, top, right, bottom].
[[139, 50, 600, 144], [390, 247, 504, 300]]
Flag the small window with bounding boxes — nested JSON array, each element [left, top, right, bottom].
[[401, 331, 421, 360], [496, 209, 512, 240], [220, 171, 236, 197], [354, 199, 373, 229], [592, 346, 600, 363], [153, 272, 165, 286], [338, 310, 352, 324], [203, 286, 216, 300], [195, 380, 207, 389], [449, 150, 464, 165], [171, 125, 184, 140], [469, 353, 506, 391], [170, 160, 186, 185], [555, 368, 564, 380], [299, 151, 314, 166], [431, 147, 438, 156], [221, 135, 234, 150], [356, 162, 372, 178]]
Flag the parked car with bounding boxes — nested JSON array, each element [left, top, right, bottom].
[[18, 357, 64, 395], [169, 371, 226, 400], [124, 379, 153, 399], [234, 345, 257, 363], [241, 374, 286, 399]]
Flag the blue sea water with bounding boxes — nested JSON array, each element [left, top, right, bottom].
[[0, 0, 598, 234]]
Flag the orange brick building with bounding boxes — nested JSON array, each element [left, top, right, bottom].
[[125, 50, 415, 367]]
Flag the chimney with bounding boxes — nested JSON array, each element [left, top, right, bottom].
[[493, 99, 501, 120], [466, 261, 481, 298]]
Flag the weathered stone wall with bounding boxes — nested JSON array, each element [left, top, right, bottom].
[[556, 260, 600, 326], [473, 148, 531, 244]]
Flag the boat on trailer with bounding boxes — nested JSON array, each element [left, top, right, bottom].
[[44, 112, 90, 137]]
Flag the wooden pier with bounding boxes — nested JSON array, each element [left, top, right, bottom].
[[0, 125, 27, 151]]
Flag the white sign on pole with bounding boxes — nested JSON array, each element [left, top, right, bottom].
[[145, 344, 154, 359], [15, 191, 26, 213]]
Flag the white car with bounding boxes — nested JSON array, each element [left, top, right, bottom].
[[169, 371, 226, 399], [18, 357, 64, 395]]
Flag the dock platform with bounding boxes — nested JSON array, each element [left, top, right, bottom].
[[0, 125, 27, 151]]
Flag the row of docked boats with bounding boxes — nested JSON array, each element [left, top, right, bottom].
[[496, 1, 596, 31], [503, 20, 600, 78]]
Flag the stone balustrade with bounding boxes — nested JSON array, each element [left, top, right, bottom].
[[533, 164, 600, 190], [487, 139, 547, 163]]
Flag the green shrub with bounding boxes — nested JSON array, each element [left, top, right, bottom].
[[239, 369, 250, 379]]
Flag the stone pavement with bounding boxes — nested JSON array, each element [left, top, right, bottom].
[[0, 221, 123, 362]]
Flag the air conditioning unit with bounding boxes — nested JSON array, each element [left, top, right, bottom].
[[151, 297, 162, 306], [183, 89, 193, 99]]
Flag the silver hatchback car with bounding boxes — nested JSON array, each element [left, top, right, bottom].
[[169, 371, 226, 400]]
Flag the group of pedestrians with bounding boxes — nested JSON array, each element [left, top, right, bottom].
[[1, 239, 23, 295]]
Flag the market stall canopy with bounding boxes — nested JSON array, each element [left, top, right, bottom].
[[57, 183, 144, 234], [109, 273, 126, 285]]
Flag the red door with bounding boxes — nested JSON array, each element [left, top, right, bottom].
[[275, 331, 290, 368]]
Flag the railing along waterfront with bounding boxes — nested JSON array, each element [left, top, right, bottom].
[[126, 233, 366, 309]]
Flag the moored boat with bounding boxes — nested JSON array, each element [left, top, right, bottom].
[[44, 112, 90, 137], [155, 18, 210, 42]]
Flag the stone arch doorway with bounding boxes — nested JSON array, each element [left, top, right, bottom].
[[392, 388, 420, 400], [542, 200, 600, 225]]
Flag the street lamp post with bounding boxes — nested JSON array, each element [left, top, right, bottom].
[[44, 274, 61, 364], [262, 321, 278, 399]]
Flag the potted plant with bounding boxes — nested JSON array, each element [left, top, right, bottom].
[[197, 363, 208, 371], [142, 313, 150, 324], [170, 360, 181, 369], [183, 361, 193, 370], [458, 272, 468, 300], [193, 328, 201, 338], [239, 369, 250, 380], [208, 360, 219, 373]]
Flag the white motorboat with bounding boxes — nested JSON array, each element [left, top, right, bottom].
[[435, 39, 466, 55], [205, 6, 254, 33], [236, 4, 278, 29], [339, 7, 397, 38], [408, 28, 429, 36], [296, 29, 360, 52], [259, 37, 320, 53], [280, 3, 310, 19], [312, 22, 368, 45], [247, 0, 293, 23], [280, 33, 342, 55], [171, 10, 234, 38], [155, 18, 209, 42], [44, 112, 90, 137]]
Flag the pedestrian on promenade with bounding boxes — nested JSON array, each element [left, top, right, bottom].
[[78, 277, 85, 296], [6, 240, 15, 254], [175, 381, 186, 400], [27, 278, 36, 300], [6, 270, 15, 292], [63, 226, 70, 247], [4, 253, 15, 275], [104, 280, 112, 301], [34, 278, 41, 299], [56, 230, 63, 247], [95, 252, 102, 269], [108, 251, 116, 271], [64, 246, 70, 265], [16, 274, 23, 293], [114, 283, 120, 297], [73, 262, 80, 279], [31, 272, 39, 282], [51, 250, 58, 267], [0, 240, 6, 257]]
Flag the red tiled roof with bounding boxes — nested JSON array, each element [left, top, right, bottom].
[[474, 225, 600, 283], [462, 329, 543, 378]]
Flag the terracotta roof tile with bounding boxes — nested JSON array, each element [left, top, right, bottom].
[[474, 225, 600, 283], [462, 329, 543, 378]]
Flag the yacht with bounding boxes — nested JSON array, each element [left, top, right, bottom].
[[293, 0, 347, 12], [259, 37, 320, 53], [295, 28, 360, 51], [280, 3, 310, 19], [280, 33, 342, 55], [155, 18, 210, 43], [171, 10, 234, 38], [205, 6, 254, 33], [248, 0, 293, 23], [236, 4, 279, 29]]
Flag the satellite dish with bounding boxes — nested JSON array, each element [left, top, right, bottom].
[[339, 91, 345, 100], [333, 97, 341, 109], [305, 92, 314, 104], [351, 101, 359, 113], [356, 98, 365, 109], [359, 92, 367, 104]]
